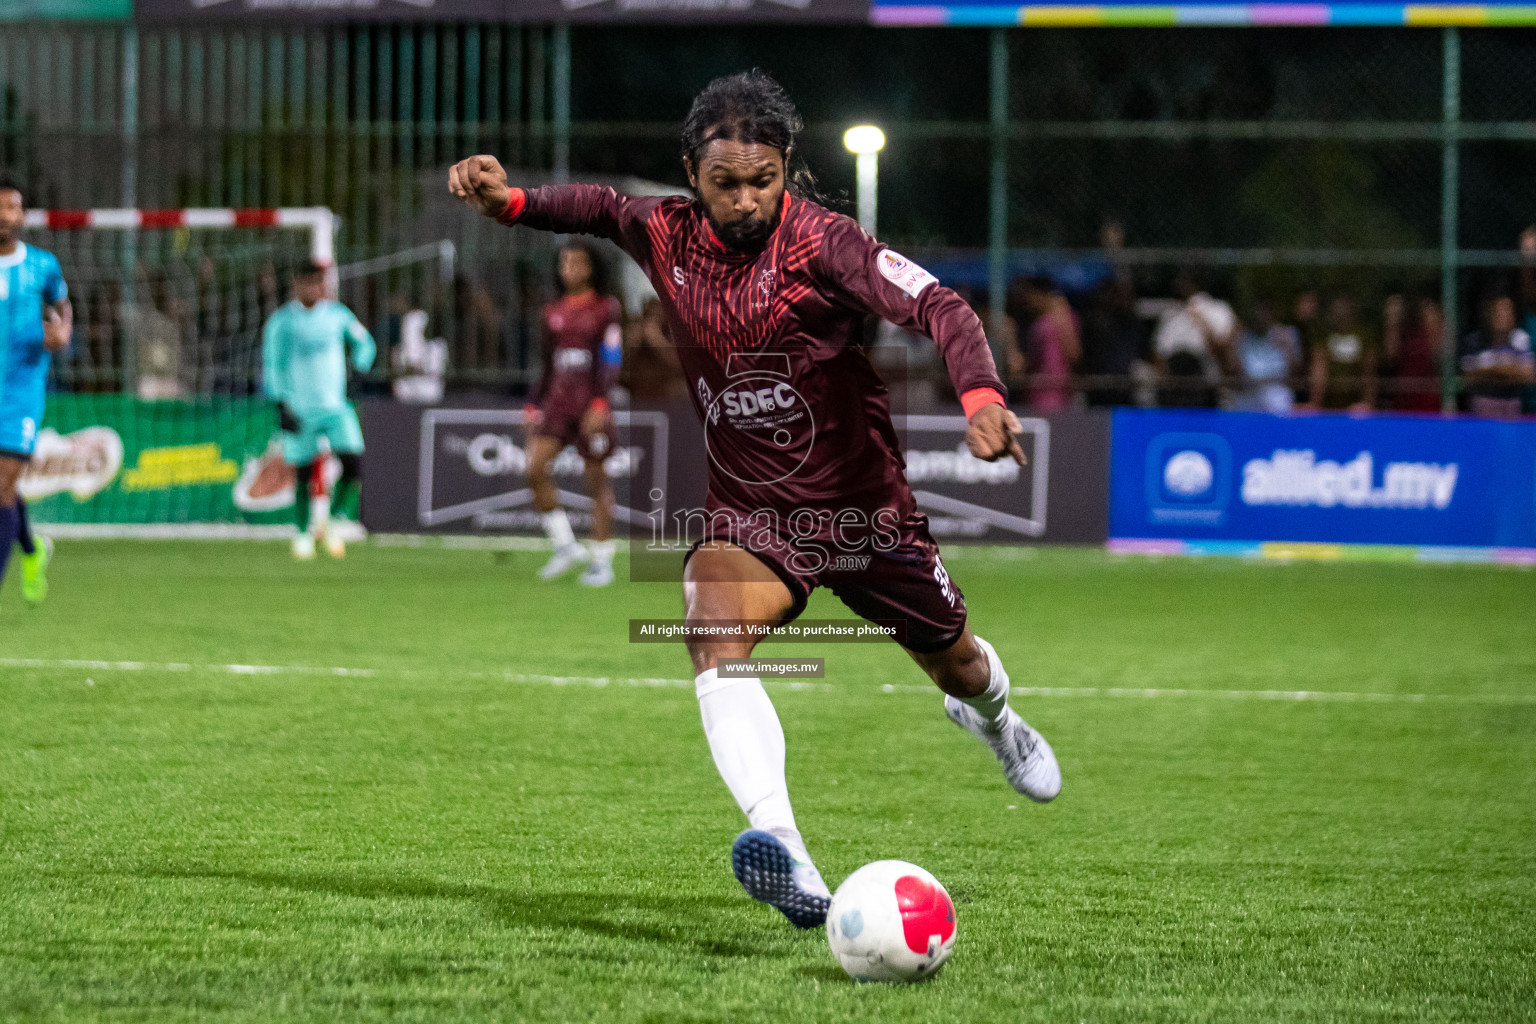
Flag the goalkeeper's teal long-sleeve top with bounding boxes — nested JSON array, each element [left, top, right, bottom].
[[261, 299, 376, 414]]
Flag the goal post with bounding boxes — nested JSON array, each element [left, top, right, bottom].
[[19, 207, 342, 536], [23, 207, 336, 264]]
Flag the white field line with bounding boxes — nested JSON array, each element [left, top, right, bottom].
[[882, 682, 1536, 704], [3, 658, 1533, 705]]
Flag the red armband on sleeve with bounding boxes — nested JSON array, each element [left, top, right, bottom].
[[588, 397, 610, 414], [495, 188, 528, 226], [960, 387, 1006, 419]]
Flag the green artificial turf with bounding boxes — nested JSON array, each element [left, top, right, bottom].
[[1, 541, 1533, 1022]]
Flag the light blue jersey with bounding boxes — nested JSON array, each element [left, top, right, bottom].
[[261, 299, 376, 415], [0, 243, 68, 458]]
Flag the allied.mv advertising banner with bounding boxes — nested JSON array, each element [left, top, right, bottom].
[[1109, 409, 1536, 554]]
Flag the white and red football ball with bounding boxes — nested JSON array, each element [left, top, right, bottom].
[[825, 860, 957, 982]]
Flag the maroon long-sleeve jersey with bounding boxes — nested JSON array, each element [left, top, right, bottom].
[[506, 185, 1004, 539]]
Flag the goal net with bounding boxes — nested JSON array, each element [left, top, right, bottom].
[[17, 208, 345, 535]]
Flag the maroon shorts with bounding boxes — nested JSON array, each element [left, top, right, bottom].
[[537, 394, 614, 461], [684, 510, 967, 654]]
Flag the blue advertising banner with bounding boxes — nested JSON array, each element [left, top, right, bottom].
[[1109, 409, 1536, 560]]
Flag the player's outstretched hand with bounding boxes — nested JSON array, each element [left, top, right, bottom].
[[966, 402, 1028, 466], [447, 155, 511, 219]]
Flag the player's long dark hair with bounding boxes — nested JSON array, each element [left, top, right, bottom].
[[552, 240, 611, 297], [680, 70, 821, 201]]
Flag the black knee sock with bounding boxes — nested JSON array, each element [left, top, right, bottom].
[[0, 503, 16, 582], [293, 463, 314, 533], [334, 454, 362, 520], [15, 496, 35, 556]]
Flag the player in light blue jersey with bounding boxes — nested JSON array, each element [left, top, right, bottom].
[[262, 261, 376, 559], [0, 178, 70, 606]]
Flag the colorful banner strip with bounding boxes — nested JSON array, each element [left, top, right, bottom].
[[1107, 538, 1536, 565], [870, 3, 1536, 24]]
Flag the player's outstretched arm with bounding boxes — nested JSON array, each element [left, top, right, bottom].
[[448, 158, 663, 266], [261, 311, 289, 406], [447, 155, 512, 219], [814, 217, 1022, 464]]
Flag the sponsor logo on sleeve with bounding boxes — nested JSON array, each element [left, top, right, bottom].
[[876, 249, 938, 300]]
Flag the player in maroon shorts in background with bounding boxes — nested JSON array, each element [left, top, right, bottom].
[[527, 242, 623, 587], [450, 70, 1060, 929]]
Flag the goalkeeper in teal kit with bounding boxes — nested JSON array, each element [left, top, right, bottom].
[[261, 261, 376, 560]]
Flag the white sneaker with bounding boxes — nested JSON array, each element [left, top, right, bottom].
[[324, 532, 346, 559], [944, 697, 1061, 802], [329, 518, 368, 543], [578, 560, 614, 587], [539, 542, 589, 580], [731, 829, 832, 929], [291, 533, 316, 560]]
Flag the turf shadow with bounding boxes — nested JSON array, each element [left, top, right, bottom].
[[137, 864, 789, 960]]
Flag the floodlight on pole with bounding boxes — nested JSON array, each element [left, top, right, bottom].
[[843, 125, 885, 236]]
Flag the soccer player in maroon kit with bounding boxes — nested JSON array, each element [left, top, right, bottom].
[[527, 241, 624, 586], [450, 71, 1060, 929]]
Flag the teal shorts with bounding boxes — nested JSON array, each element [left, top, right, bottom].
[[283, 405, 365, 465]]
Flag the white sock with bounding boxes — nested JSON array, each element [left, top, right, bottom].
[[309, 494, 330, 538], [542, 509, 575, 549], [588, 539, 615, 565], [962, 635, 1011, 727], [695, 668, 811, 864]]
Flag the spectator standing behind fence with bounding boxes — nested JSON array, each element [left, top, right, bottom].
[[1153, 271, 1235, 408], [1306, 294, 1377, 412], [1231, 301, 1299, 413], [83, 279, 121, 392], [625, 297, 687, 403], [451, 275, 500, 374], [1518, 226, 1536, 414], [1079, 277, 1142, 408], [123, 272, 190, 401], [1459, 295, 1534, 420], [1008, 274, 1079, 412], [1383, 294, 1444, 413], [1292, 290, 1321, 405]]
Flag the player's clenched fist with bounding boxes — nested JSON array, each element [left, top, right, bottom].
[[965, 402, 1028, 466], [447, 155, 511, 219]]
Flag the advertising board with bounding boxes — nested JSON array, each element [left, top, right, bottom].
[[363, 400, 1110, 549], [1109, 408, 1536, 559]]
